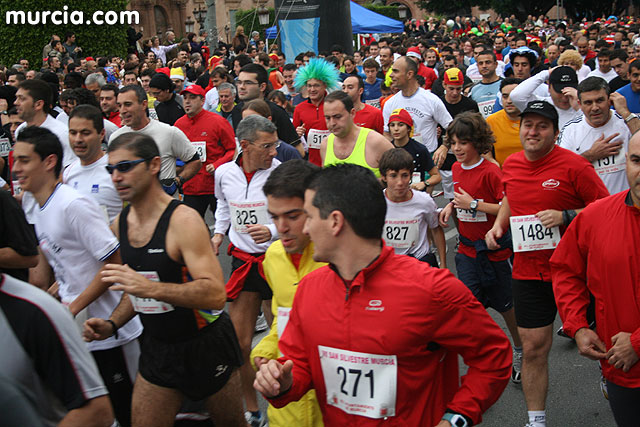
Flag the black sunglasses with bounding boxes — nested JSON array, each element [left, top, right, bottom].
[[105, 159, 147, 174]]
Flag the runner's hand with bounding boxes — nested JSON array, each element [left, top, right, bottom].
[[254, 359, 294, 398], [485, 224, 504, 250], [575, 328, 606, 360], [205, 164, 215, 175], [432, 145, 448, 168], [83, 318, 114, 342], [439, 203, 453, 227], [246, 224, 272, 244], [211, 233, 224, 256], [103, 264, 156, 298], [254, 357, 270, 370], [536, 209, 563, 228], [607, 332, 639, 372], [296, 125, 306, 137], [452, 187, 473, 210], [584, 133, 622, 162]]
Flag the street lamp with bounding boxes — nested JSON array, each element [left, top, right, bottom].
[[258, 6, 270, 26], [185, 16, 195, 34], [193, 6, 206, 28], [397, 4, 408, 19]]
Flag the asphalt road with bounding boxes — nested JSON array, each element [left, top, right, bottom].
[[205, 187, 616, 426]]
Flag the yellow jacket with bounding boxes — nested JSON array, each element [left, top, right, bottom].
[[251, 240, 325, 427]]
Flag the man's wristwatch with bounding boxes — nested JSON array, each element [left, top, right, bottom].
[[469, 199, 479, 211], [442, 413, 469, 427], [625, 113, 638, 123]]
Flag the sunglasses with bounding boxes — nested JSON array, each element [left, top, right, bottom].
[[105, 159, 147, 174]]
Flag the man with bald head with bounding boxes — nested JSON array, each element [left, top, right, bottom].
[[550, 132, 640, 427], [576, 37, 596, 64]]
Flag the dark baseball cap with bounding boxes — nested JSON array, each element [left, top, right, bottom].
[[549, 66, 578, 93], [520, 100, 559, 128]]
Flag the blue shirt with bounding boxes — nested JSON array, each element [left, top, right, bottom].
[[363, 78, 383, 101], [616, 83, 640, 114]]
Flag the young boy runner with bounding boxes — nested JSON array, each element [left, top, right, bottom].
[[379, 148, 446, 268], [250, 160, 325, 427], [438, 111, 523, 384], [387, 108, 441, 193]]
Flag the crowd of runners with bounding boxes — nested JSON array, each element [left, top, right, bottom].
[[0, 11, 639, 427]]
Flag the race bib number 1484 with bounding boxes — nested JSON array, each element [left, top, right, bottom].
[[510, 215, 560, 252]]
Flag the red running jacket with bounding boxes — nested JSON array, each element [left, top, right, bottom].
[[551, 191, 640, 388], [269, 243, 512, 425]]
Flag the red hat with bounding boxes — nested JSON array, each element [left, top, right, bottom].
[[181, 84, 206, 97], [155, 67, 170, 77], [443, 67, 464, 86], [85, 56, 95, 61], [388, 108, 413, 129], [208, 55, 223, 69], [406, 47, 422, 60], [269, 53, 279, 63]]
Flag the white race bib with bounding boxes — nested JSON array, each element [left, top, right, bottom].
[[510, 215, 560, 252], [456, 199, 488, 222], [383, 219, 420, 249], [593, 149, 625, 176], [229, 200, 269, 233], [307, 129, 330, 150], [365, 99, 380, 109], [411, 172, 422, 185], [276, 307, 291, 338], [0, 138, 11, 157], [319, 346, 397, 419], [149, 108, 158, 121], [12, 180, 22, 196], [192, 141, 206, 162], [128, 271, 175, 314], [478, 100, 494, 118]]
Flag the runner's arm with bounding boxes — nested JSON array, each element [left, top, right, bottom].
[[69, 250, 122, 316], [485, 196, 510, 250], [431, 226, 447, 269], [509, 70, 548, 112], [179, 154, 202, 182]]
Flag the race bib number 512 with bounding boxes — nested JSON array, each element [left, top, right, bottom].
[[510, 215, 560, 252], [319, 346, 397, 419]]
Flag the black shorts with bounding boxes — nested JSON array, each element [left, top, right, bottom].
[[231, 255, 273, 300], [138, 312, 243, 401], [512, 279, 557, 328], [455, 253, 513, 313]]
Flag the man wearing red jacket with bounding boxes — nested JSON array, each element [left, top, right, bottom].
[[550, 133, 640, 426], [174, 85, 236, 218], [255, 163, 512, 427], [486, 101, 609, 427]]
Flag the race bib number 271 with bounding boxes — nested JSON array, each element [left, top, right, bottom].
[[319, 345, 397, 419]]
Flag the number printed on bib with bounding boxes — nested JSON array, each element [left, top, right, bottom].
[[411, 172, 422, 185], [276, 307, 291, 338], [319, 346, 397, 419], [457, 199, 487, 222], [128, 271, 175, 314], [510, 215, 560, 252], [0, 138, 11, 157], [383, 219, 420, 249], [192, 141, 206, 162], [229, 200, 269, 233], [593, 149, 625, 176], [478, 100, 494, 118], [307, 129, 330, 150]]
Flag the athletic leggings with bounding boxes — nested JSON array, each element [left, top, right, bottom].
[[607, 380, 640, 427]]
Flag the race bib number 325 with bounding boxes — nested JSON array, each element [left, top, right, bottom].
[[229, 201, 269, 233], [510, 215, 560, 252], [319, 346, 397, 419]]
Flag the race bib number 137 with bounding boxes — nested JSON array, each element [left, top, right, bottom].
[[319, 346, 397, 419]]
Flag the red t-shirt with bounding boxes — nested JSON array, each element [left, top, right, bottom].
[[502, 146, 609, 281], [293, 99, 326, 166], [452, 159, 511, 261], [354, 103, 384, 134]]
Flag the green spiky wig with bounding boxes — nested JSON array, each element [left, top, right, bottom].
[[294, 57, 340, 91]]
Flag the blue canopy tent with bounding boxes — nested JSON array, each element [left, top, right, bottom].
[[266, 1, 403, 57]]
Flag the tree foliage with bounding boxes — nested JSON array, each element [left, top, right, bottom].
[[235, 8, 277, 40], [0, 0, 129, 68]]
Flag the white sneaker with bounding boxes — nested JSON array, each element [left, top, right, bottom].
[[255, 313, 268, 333], [245, 411, 267, 427], [511, 350, 522, 384]]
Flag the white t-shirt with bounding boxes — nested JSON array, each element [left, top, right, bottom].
[[16, 115, 76, 167], [62, 156, 122, 223], [557, 111, 630, 195], [587, 68, 618, 83], [109, 119, 197, 180], [204, 87, 219, 112], [28, 183, 142, 351], [382, 189, 439, 259], [383, 88, 453, 152]]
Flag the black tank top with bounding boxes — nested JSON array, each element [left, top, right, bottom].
[[119, 200, 203, 342]]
